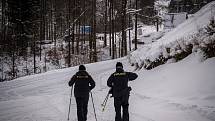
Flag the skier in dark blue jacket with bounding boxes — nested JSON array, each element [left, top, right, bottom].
[[107, 62, 138, 121], [69, 65, 95, 121]]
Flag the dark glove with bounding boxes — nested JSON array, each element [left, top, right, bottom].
[[108, 88, 113, 98], [90, 86, 94, 90], [128, 87, 132, 91], [108, 88, 113, 94]]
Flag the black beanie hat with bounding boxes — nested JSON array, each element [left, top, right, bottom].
[[116, 62, 123, 68], [79, 65, 86, 71]]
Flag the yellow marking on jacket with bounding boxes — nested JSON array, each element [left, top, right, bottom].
[[77, 76, 89, 78], [114, 73, 126, 76]]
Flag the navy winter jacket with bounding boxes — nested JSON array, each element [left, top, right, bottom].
[[107, 68, 138, 97], [69, 70, 95, 97]]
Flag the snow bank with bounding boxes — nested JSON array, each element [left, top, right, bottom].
[[135, 53, 215, 104], [130, 53, 215, 121]]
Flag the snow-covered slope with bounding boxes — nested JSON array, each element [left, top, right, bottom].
[[160, 2, 214, 44], [130, 1, 215, 65], [131, 53, 215, 121]]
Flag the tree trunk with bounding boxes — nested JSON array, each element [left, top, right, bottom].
[[111, 0, 115, 59], [40, 0, 45, 60], [104, 0, 108, 47], [72, 0, 75, 54], [12, 40, 16, 79], [121, 0, 127, 57], [134, 0, 138, 50], [33, 36, 36, 74], [92, 0, 97, 62], [2, 0, 6, 44], [68, 0, 71, 67], [128, 0, 132, 51], [109, 0, 112, 57]]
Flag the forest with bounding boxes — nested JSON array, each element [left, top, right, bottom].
[[0, 0, 155, 81], [0, 0, 212, 81]]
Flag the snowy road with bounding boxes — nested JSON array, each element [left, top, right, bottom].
[[0, 55, 215, 121]]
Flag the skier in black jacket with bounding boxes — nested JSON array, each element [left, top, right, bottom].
[[69, 65, 95, 121], [107, 62, 138, 121]]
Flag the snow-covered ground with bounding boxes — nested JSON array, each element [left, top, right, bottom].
[[0, 52, 215, 121]]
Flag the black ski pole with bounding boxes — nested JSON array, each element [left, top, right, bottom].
[[90, 92, 98, 121], [67, 86, 73, 121], [101, 92, 109, 106], [102, 94, 109, 112], [102, 88, 112, 112]]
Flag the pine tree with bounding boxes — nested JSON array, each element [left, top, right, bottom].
[[139, 0, 155, 24]]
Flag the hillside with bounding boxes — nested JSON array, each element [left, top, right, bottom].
[[129, 1, 215, 69]]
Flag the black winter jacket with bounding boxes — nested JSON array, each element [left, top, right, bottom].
[[107, 68, 138, 97], [69, 70, 95, 97]]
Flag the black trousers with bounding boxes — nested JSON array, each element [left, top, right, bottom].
[[75, 96, 89, 121], [114, 94, 129, 121]]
